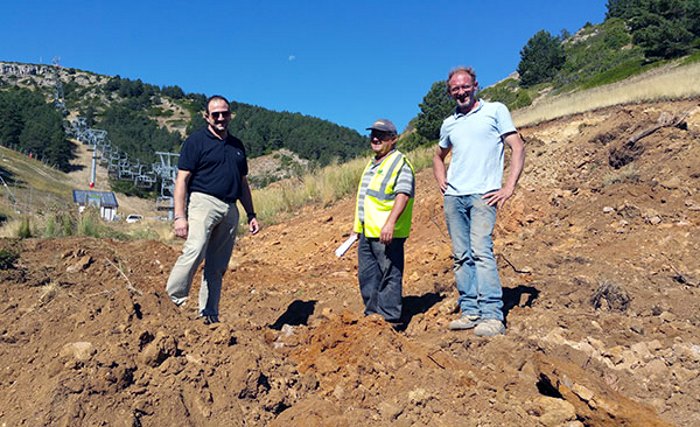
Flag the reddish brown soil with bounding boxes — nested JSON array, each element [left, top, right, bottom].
[[1, 99, 699, 426]]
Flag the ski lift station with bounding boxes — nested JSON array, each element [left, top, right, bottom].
[[72, 190, 119, 221]]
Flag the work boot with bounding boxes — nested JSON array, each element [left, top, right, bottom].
[[448, 314, 480, 330], [474, 319, 505, 337], [387, 320, 406, 332], [201, 315, 219, 325]]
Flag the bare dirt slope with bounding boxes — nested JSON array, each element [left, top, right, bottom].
[[1, 99, 699, 426]]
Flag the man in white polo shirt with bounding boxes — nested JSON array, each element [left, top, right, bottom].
[[433, 66, 525, 337]]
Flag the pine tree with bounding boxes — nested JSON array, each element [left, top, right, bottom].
[[517, 30, 566, 87], [414, 81, 454, 141]]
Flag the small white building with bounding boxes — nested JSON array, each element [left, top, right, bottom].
[[72, 190, 119, 221]]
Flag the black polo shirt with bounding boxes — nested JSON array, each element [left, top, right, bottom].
[[178, 127, 248, 203]]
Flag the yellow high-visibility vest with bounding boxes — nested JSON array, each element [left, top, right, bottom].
[[353, 150, 414, 238]]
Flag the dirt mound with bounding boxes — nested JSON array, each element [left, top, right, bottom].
[[1, 98, 699, 426]]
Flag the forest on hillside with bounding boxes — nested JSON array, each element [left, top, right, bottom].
[[0, 69, 368, 179], [229, 102, 367, 165], [0, 88, 72, 171], [89, 76, 367, 167]]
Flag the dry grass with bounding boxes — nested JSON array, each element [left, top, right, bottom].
[[0, 216, 37, 238], [0, 146, 73, 195], [249, 145, 435, 226], [125, 220, 172, 241], [39, 282, 60, 306], [601, 165, 641, 187], [0, 218, 25, 238], [84, 217, 172, 241], [251, 156, 366, 223], [513, 62, 700, 126]]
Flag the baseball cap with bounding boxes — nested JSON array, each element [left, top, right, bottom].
[[366, 119, 397, 134]]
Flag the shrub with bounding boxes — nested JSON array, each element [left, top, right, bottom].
[[61, 213, 74, 236], [77, 208, 101, 237], [480, 78, 533, 110], [44, 214, 57, 237], [0, 247, 18, 269], [42, 212, 75, 237], [18, 217, 31, 239]]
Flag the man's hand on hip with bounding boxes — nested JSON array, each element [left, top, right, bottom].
[[436, 177, 448, 195], [483, 187, 514, 209]]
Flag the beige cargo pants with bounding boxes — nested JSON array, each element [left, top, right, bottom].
[[166, 192, 239, 317]]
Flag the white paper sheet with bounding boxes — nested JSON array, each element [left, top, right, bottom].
[[335, 233, 358, 258]]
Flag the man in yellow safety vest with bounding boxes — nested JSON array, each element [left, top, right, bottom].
[[353, 118, 415, 327]]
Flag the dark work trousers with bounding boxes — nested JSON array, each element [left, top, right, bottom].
[[357, 234, 405, 322]]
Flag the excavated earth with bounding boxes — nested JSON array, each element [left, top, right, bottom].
[[1, 98, 699, 426]]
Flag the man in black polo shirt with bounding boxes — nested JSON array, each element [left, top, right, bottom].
[[166, 95, 260, 324]]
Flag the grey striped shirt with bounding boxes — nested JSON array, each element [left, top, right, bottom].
[[357, 150, 415, 224]]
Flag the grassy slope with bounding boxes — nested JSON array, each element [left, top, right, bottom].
[[481, 19, 700, 117], [0, 145, 73, 213], [512, 60, 700, 126]]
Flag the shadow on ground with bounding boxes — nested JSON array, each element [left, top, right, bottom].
[[400, 292, 444, 330], [503, 284, 539, 321], [269, 300, 317, 330]]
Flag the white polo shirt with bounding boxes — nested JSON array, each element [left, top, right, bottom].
[[438, 99, 516, 196]]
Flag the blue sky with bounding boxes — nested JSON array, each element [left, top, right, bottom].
[[1, 1, 607, 133]]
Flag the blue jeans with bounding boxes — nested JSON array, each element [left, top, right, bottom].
[[444, 194, 503, 321], [357, 234, 405, 322]]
